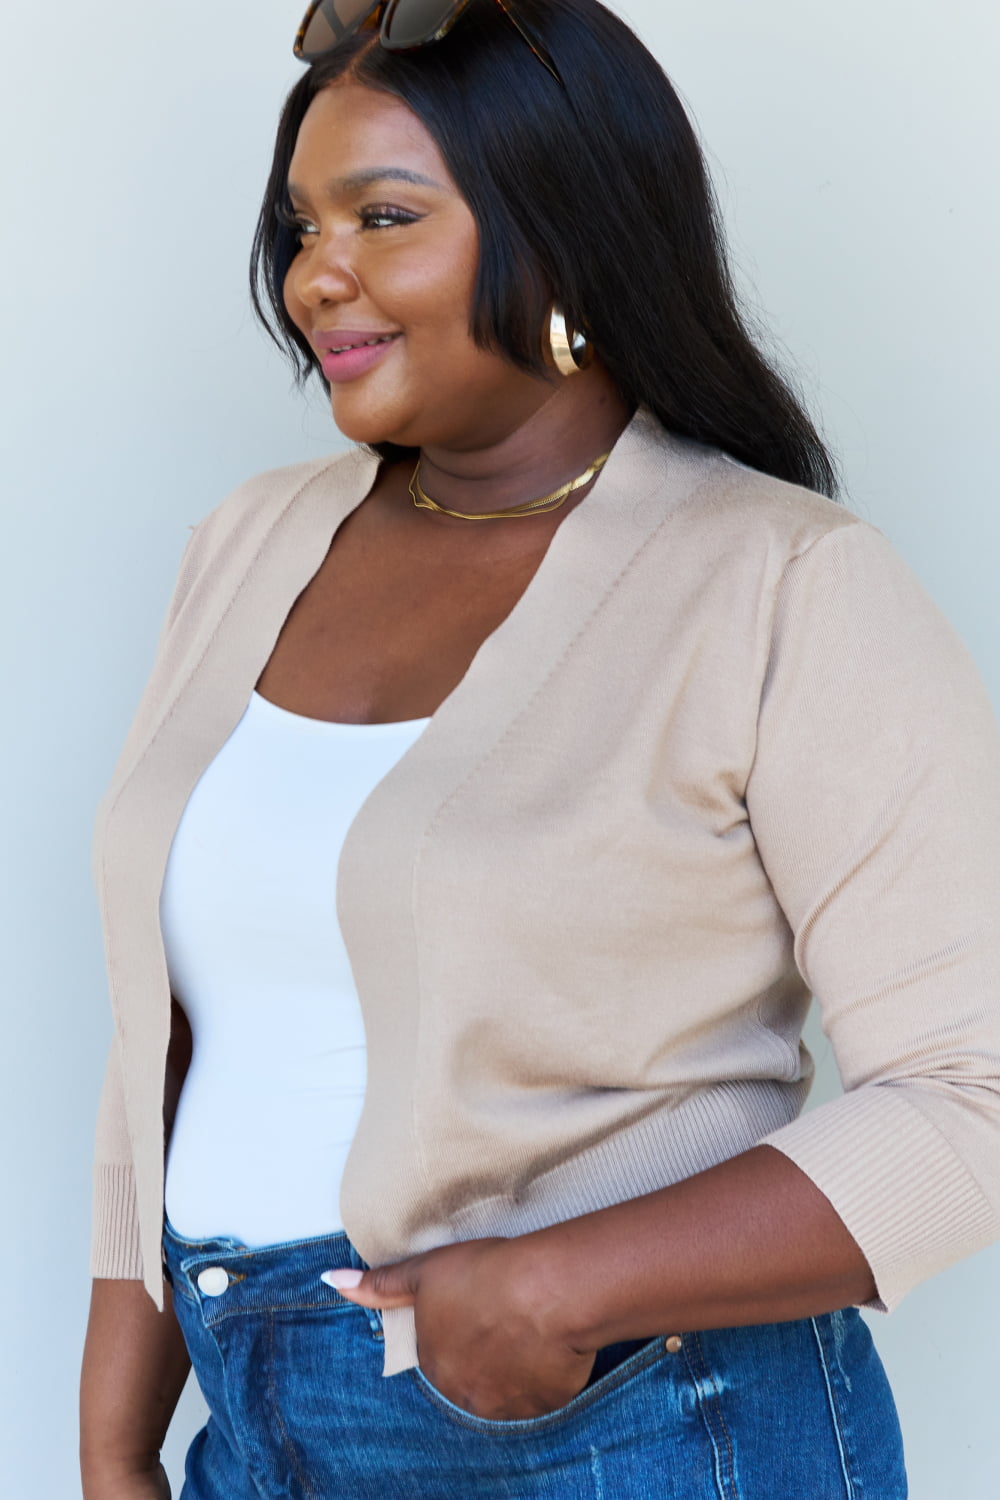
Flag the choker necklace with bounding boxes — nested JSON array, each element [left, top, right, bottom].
[[409, 451, 611, 521]]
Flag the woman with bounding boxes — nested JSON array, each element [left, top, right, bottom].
[[79, 2, 1000, 1496]]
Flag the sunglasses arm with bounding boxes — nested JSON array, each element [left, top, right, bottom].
[[494, 0, 563, 86]]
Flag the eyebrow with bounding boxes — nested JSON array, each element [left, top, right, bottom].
[[286, 167, 446, 201]]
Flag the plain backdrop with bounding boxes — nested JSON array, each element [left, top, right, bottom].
[[2, 2, 998, 1495]]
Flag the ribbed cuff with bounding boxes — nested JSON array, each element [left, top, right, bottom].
[[762, 1086, 997, 1311], [90, 1162, 144, 1279], [382, 1306, 419, 1377]]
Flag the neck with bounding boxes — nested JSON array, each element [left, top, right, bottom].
[[415, 368, 634, 525]]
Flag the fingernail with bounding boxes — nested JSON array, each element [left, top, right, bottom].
[[321, 1269, 365, 1290]]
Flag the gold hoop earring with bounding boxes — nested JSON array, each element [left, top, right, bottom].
[[547, 305, 593, 377]]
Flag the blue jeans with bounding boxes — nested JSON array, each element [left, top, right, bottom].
[[162, 1222, 907, 1499]]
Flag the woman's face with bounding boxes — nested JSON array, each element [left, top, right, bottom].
[[283, 80, 551, 452]]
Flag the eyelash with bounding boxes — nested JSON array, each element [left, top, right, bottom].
[[277, 203, 420, 242], [359, 204, 420, 230]]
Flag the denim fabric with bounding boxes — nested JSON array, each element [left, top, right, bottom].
[[163, 1222, 907, 1499]]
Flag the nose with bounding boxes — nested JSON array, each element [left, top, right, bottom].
[[285, 230, 359, 311]]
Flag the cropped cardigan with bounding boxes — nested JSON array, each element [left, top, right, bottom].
[[90, 409, 1000, 1375]]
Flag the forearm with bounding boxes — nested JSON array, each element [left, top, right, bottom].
[[524, 1144, 876, 1349], [80, 1277, 191, 1496]]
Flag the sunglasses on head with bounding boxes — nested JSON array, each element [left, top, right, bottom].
[[294, 0, 562, 85]]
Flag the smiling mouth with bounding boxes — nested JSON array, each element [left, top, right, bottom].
[[326, 334, 401, 354]]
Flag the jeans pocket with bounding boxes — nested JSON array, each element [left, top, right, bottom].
[[409, 1335, 666, 1434]]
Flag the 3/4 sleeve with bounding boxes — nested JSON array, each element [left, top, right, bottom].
[[87, 450, 353, 1290], [88, 523, 206, 1283], [90, 1036, 144, 1279], [746, 520, 1000, 1310]]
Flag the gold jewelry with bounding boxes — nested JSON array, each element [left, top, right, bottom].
[[547, 305, 593, 377], [410, 451, 611, 521]]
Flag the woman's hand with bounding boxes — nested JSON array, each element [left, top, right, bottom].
[[322, 1148, 880, 1425], [322, 1237, 596, 1420]]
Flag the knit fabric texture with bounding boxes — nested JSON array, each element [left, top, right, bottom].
[[90, 410, 1000, 1375]]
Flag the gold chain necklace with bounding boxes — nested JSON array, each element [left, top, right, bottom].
[[409, 451, 611, 522]]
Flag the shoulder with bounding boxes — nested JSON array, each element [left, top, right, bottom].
[[162, 445, 377, 630], [628, 417, 905, 612], [663, 443, 987, 737], [644, 422, 860, 562], [611, 417, 973, 694], [189, 445, 373, 559]]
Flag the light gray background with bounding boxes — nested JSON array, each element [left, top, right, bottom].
[[2, 2, 997, 1494]]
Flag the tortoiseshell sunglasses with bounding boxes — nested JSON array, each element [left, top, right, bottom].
[[294, 0, 563, 85]]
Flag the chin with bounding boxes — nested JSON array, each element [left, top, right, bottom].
[[328, 392, 417, 451]]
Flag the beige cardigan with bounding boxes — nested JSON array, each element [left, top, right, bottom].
[[91, 410, 1000, 1374]]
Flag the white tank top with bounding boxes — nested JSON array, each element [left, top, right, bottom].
[[160, 690, 430, 1245]]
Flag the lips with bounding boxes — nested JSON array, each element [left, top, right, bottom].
[[315, 331, 403, 384]]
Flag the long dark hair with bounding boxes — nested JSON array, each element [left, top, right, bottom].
[[251, 0, 839, 496]]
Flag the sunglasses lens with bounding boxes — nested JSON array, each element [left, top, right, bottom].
[[298, 1, 380, 60], [382, 0, 464, 49]]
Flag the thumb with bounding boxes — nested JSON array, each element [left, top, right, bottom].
[[320, 1257, 422, 1309]]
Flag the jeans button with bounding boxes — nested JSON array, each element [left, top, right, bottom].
[[664, 1335, 683, 1354], [197, 1266, 230, 1297]]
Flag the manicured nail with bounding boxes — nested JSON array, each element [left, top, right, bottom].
[[321, 1269, 365, 1290]]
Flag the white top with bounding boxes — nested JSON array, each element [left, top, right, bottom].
[[160, 690, 430, 1245]]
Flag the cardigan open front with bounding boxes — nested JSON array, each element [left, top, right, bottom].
[[91, 410, 1000, 1375]]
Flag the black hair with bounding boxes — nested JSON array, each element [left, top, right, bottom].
[[251, 0, 839, 496]]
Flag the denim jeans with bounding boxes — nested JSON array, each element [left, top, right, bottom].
[[162, 1221, 907, 1499]]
